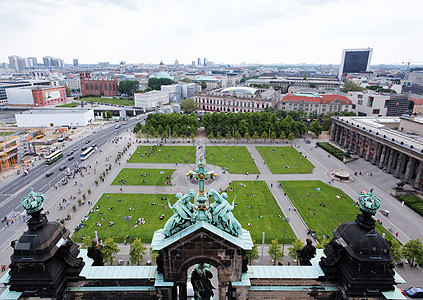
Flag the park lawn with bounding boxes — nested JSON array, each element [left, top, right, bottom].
[[111, 168, 175, 186], [57, 102, 79, 108], [72, 193, 175, 243], [256, 146, 314, 174], [128, 146, 196, 164], [224, 181, 295, 244], [279, 180, 396, 241], [0, 132, 14, 136], [80, 97, 134, 106], [205, 146, 260, 174]]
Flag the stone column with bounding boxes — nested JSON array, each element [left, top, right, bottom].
[[219, 283, 227, 300], [386, 149, 396, 174], [378, 145, 387, 169], [372, 142, 381, 165], [365, 139, 372, 161], [400, 155, 408, 175], [330, 123, 336, 140], [413, 161, 423, 189], [343, 129, 349, 148], [394, 153, 404, 178], [404, 157, 416, 183], [359, 136, 366, 157]]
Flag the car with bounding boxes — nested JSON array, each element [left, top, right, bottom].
[[406, 287, 423, 298], [122, 122, 127, 125], [81, 146, 87, 151], [85, 140, 91, 144], [57, 137, 64, 142], [115, 125, 120, 129], [68, 156, 74, 161], [67, 151, 74, 156], [73, 147, 78, 151], [45, 171, 54, 177], [92, 144, 97, 148], [59, 166, 66, 171]]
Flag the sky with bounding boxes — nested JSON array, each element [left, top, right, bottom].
[[1, 0, 422, 66]]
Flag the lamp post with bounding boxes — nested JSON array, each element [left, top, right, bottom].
[[282, 217, 290, 254], [260, 232, 265, 265], [124, 215, 132, 243]]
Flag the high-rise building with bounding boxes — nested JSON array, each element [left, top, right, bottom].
[[8, 56, 20, 71], [29, 57, 38, 67], [43, 56, 53, 67], [73, 59, 79, 67], [197, 58, 201, 66], [192, 61, 196, 67], [203, 58, 207, 67], [338, 48, 373, 80], [174, 59, 179, 67]]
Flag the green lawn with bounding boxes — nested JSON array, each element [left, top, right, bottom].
[[224, 181, 295, 244], [205, 146, 259, 174], [256, 146, 315, 174], [0, 132, 14, 136], [111, 168, 175, 186], [57, 102, 79, 108], [279, 180, 396, 241], [72, 193, 175, 243], [79, 97, 134, 106], [128, 146, 196, 164]]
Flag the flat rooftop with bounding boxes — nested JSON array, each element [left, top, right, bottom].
[[17, 109, 93, 115]]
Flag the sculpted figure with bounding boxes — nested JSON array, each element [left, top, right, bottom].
[[87, 238, 104, 266], [208, 189, 242, 236], [297, 238, 316, 266], [162, 190, 195, 236], [191, 263, 215, 300]]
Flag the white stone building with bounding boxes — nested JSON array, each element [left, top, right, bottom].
[[15, 109, 94, 127], [134, 90, 169, 109]]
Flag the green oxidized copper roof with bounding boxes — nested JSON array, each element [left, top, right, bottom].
[[358, 188, 381, 214], [151, 221, 253, 251], [21, 187, 44, 214]]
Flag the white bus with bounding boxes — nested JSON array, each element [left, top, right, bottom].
[[80, 147, 95, 161], [45, 150, 63, 165]]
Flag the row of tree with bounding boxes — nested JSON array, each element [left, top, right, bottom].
[[133, 112, 200, 137], [202, 111, 323, 139], [246, 238, 423, 266]]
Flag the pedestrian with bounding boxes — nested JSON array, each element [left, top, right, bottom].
[[395, 232, 398, 237]]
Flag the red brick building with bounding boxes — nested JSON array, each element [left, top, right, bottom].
[[6, 86, 67, 107], [79, 71, 118, 96]]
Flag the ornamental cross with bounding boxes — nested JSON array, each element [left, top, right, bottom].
[[186, 156, 217, 210]]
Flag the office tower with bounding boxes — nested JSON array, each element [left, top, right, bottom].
[[43, 56, 53, 67], [73, 59, 79, 67], [8, 56, 20, 71], [339, 48, 373, 80], [192, 61, 196, 67], [29, 57, 38, 66], [203, 58, 207, 67], [197, 58, 201, 66]]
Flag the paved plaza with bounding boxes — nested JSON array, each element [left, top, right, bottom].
[[0, 127, 422, 288]]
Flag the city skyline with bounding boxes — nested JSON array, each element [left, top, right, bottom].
[[1, 0, 422, 66]]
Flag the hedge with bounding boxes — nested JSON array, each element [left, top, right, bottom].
[[398, 196, 423, 217], [316, 142, 345, 161]]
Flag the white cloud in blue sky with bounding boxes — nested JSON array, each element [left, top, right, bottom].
[[0, 0, 422, 65]]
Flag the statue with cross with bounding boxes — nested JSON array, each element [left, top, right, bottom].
[[186, 156, 218, 221]]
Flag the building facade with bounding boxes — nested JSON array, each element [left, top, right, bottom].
[[278, 93, 352, 115], [247, 77, 342, 93], [15, 109, 94, 127], [338, 48, 373, 80], [79, 71, 118, 96], [134, 90, 169, 109], [331, 116, 423, 189], [0, 136, 19, 173], [6, 86, 67, 107], [194, 87, 279, 113], [410, 98, 423, 115], [348, 91, 410, 117]]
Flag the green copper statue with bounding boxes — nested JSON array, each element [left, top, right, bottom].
[[162, 190, 196, 237], [208, 189, 242, 236], [21, 187, 44, 214]]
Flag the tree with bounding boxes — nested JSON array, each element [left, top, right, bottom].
[[216, 132, 222, 141], [390, 239, 403, 264], [65, 85, 71, 97], [129, 238, 147, 265], [180, 98, 198, 114], [102, 110, 112, 119], [316, 239, 330, 249], [260, 131, 268, 142], [133, 122, 142, 133], [270, 131, 277, 142], [81, 236, 93, 249], [234, 130, 241, 143], [309, 120, 323, 137], [149, 247, 159, 264], [148, 78, 174, 90], [190, 133, 195, 141], [208, 133, 214, 141], [287, 132, 295, 140], [246, 241, 260, 265], [244, 132, 251, 143], [118, 80, 140, 96], [162, 131, 169, 141], [252, 131, 259, 142], [200, 81, 207, 90], [288, 238, 304, 264], [279, 131, 286, 140], [402, 238, 423, 266], [103, 238, 120, 264], [268, 239, 284, 265], [340, 81, 364, 93], [181, 77, 192, 83]]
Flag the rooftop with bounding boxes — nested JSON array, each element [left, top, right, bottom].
[[221, 87, 258, 95]]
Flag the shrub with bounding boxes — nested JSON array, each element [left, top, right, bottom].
[[316, 142, 345, 161], [72, 206, 77, 212], [88, 189, 91, 194], [60, 219, 65, 224], [398, 196, 423, 217]]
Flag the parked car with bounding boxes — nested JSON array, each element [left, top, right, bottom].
[[59, 166, 66, 171], [45, 171, 54, 177], [406, 287, 423, 298]]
